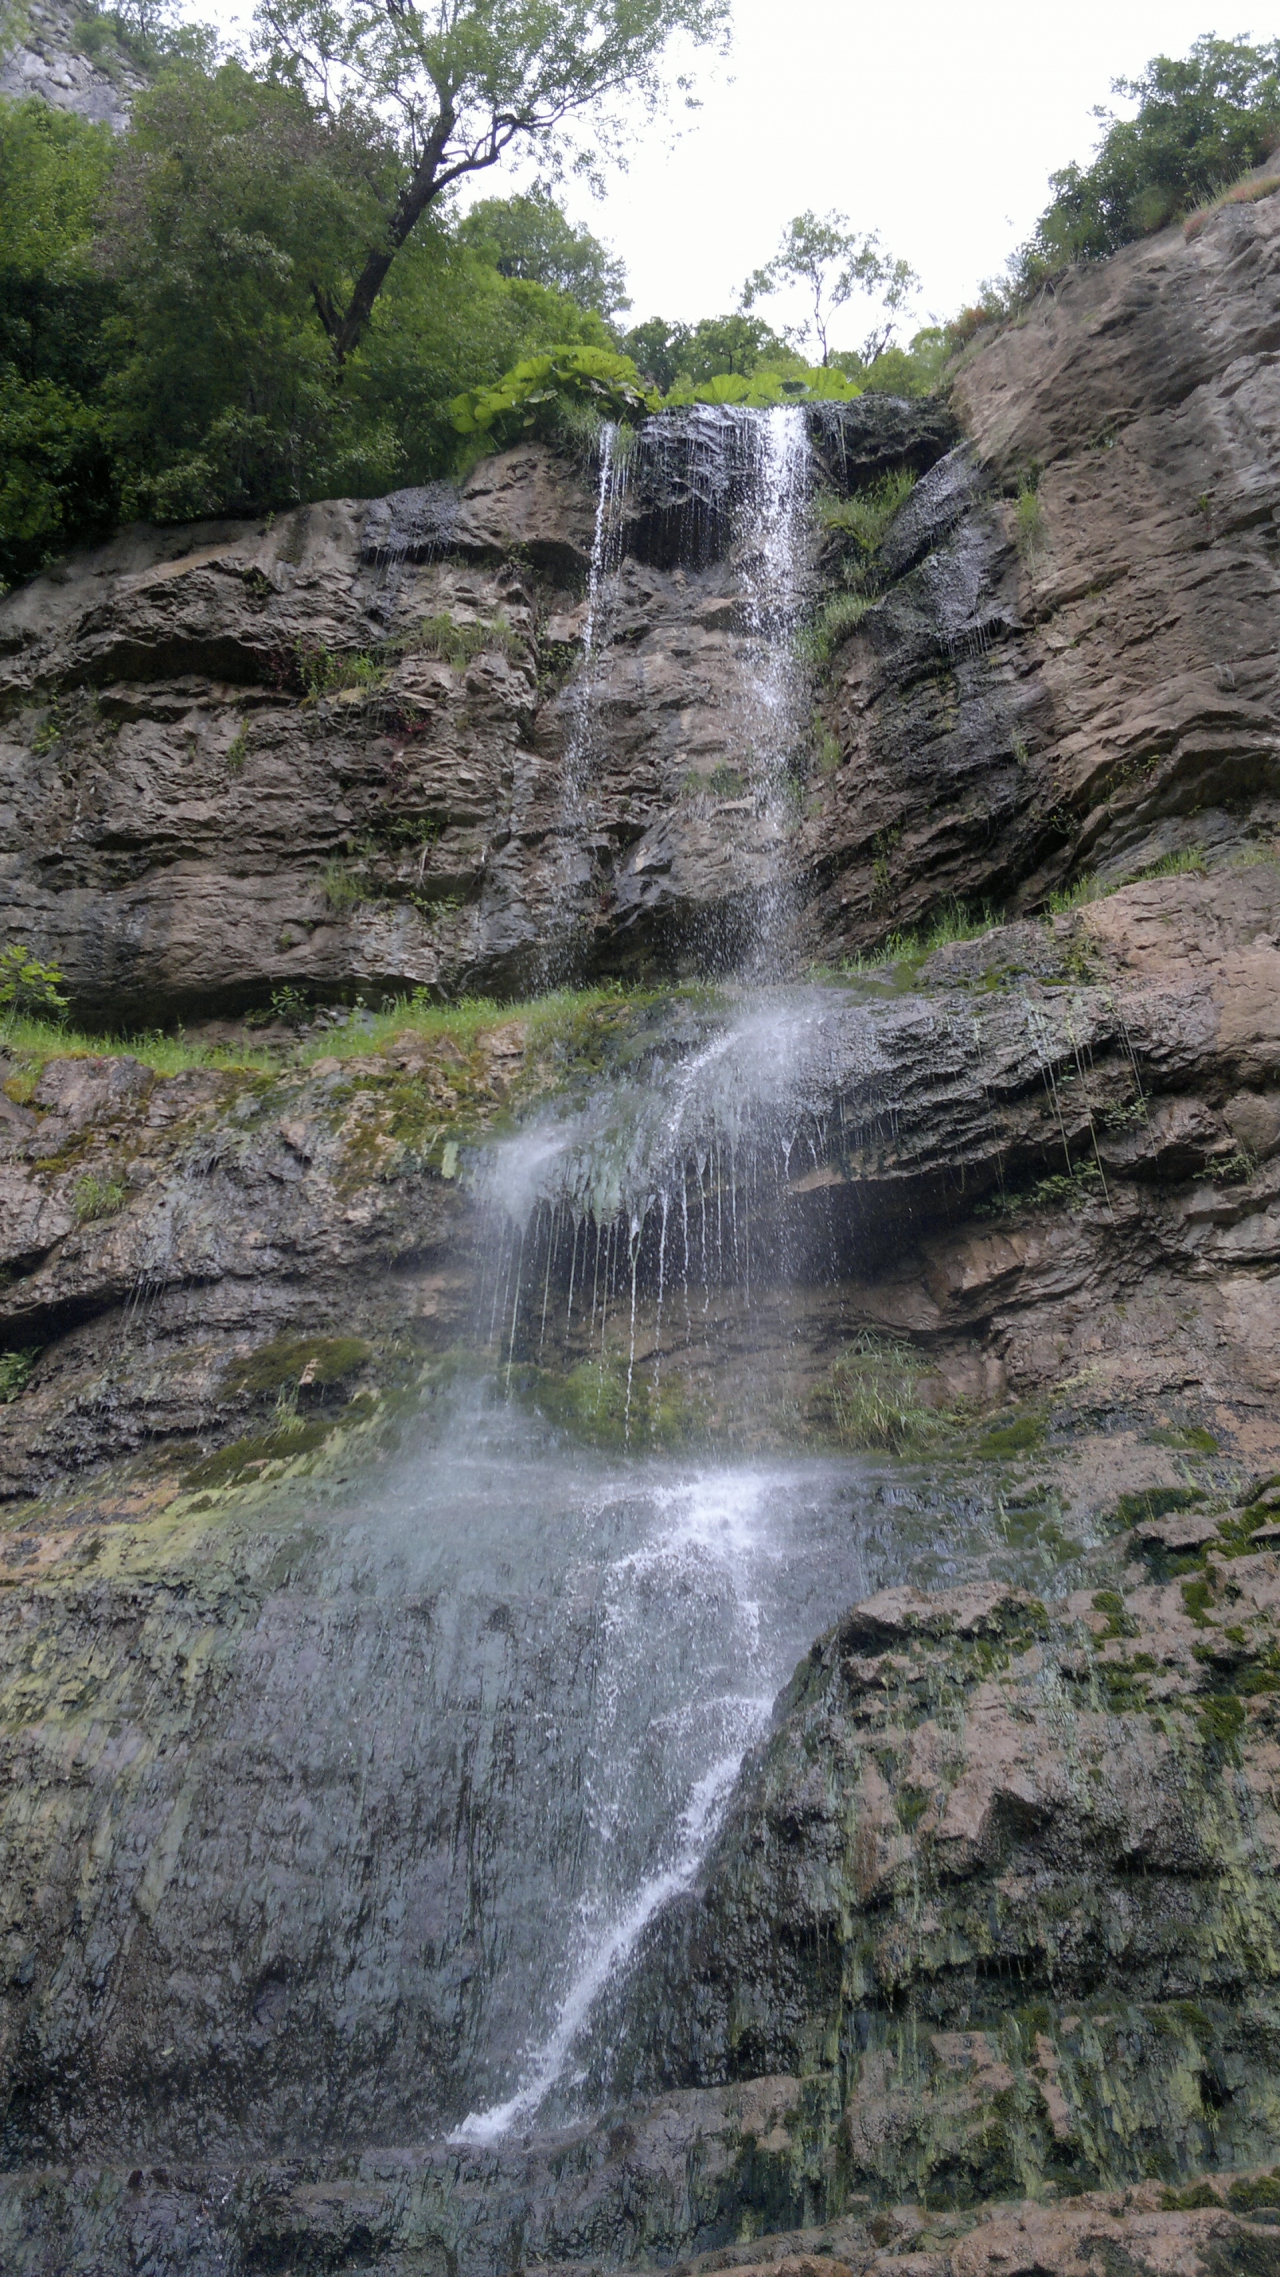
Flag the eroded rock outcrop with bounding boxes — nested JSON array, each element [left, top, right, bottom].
[[1, 153, 1280, 2277]]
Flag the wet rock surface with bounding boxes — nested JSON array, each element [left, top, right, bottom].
[[798, 171, 1280, 957], [2, 159, 1280, 2277]]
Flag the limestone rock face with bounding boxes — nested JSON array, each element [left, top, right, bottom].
[[0, 0, 143, 131], [2, 191, 1278, 1020], [3, 150, 1280, 2277], [798, 176, 1280, 955]]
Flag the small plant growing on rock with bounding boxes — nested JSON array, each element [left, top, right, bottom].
[[796, 590, 871, 665], [807, 1334, 937, 1453], [320, 858, 373, 913], [0, 945, 69, 1022], [815, 467, 916, 558], [411, 611, 524, 667], [297, 646, 384, 701], [72, 1172, 128, 1223], [0, 1349, 38, 1403], [1014, 481, 1047, 559]]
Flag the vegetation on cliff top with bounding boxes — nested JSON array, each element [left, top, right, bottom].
[[955, 33, 1280, 340], [2, 21, 1279, 579]]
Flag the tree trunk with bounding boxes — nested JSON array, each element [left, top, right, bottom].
[[328, 109, 457, 364]]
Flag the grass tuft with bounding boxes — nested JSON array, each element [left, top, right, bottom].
[[72, 1172, 128, 1222]]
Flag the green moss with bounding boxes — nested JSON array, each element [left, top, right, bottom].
[[806, 1338, 940, 1454], [1197, 1693, 1246, 1753], [0, 1349, 38, 1403], [895, 1784, 932, 1832], [1092, 1589, 1140, 1639], [1182, 1577, 1215, 1626], [511, 1357, 700, 1450], [224, 1335, 372, 1401], [1096, 1660, 1153, 1713], [1160, 2180, 1221, 2210], [72, 1171, 128, 1222], [1228, 2172, 1280, 2212], [181, 1421, 332, 1489], [978, 1414, 1046, 1456], [1149, 1425, 1219, 1455], [1113, 1486, 1207, 1527]]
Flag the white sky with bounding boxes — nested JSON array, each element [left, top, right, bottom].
[[205, 2, 1275, 342], [576, 1, 1273, 337]]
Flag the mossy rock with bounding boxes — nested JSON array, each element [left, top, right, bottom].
[[1110, 1485, 1207, 1527], [182, 1421, 332, 1490], [510, 1357, 699, 1450], [978, 1413, 1046, 1457], [1228, 2172, 1280, 2212], [224, 1335, 373, 1401], [1148, 1424, 1219, 1455]]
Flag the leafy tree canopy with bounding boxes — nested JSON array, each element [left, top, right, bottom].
[[1010, 33, 1280, 294], [251, 0, 728, 359], [742, 210, 917, 367], [455, 188, 628, 314], [622, 310, 794, 390]]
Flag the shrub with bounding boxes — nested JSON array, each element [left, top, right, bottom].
[[72, 1171, 128, 1221], [807, 1336, 937, 1453], [817, 466, 917, 559], [662, 362, 863, 408], [947, 35, 1280, 350], [412, 611, 524, 665], [0, 943, 68, 1019], [1014, 482, 1047, 559], [797, 591, 872, 665], [451, 346, 657, 446], [320, 858, 373, 913], [1007, 36, 1280, 305], [298, 646, 384, 700], [0, 1349, 38, 1403], [1184, 170, 1280, 238]]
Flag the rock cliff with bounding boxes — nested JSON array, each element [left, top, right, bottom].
[[0, 171, 1279, 2277]]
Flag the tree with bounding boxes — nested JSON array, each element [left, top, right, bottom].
[[621, 310, 792, 390], [0, 97, 120, 582], [91, 60, 614, 520], [1021, 33, 1280, 273], [455, 188, 628, 314], [741, 209, 916, 367], [252, 0, 729, 362]]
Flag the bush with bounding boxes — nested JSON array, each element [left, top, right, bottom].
[[0, 943, 68, 1019], [946, 35, 1280, 352], [1008, 35, 1280, 304], [817, 467, 916, 559], [0, 1350, 38, 1403], [661, 363, 862, 408], [72, 1171, 128, 1221], [451, 345, 657, 446]]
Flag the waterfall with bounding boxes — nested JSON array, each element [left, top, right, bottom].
[[438, 410, 894, 2140], [540, 402, 815, 984], [734, 405, 812, 975]]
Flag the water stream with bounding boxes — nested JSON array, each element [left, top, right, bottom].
[[311, 408, 955, 2152], [278, 1395, 988, 2149]]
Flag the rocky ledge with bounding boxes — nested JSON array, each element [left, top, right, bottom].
[[3, 1515, 1280, 2270]]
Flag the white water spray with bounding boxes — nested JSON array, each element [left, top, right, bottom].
[[451, 1469, 783, 2142]]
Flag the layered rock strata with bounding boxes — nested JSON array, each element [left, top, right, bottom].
[[0, 143, 1279, 2277], [3, 179, 1277, 1017]]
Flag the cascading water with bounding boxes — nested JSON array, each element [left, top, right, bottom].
[[100, 404, 988, 2174], [731, 405, 812, 973], [433, 408, 908, 2140], [539, 401, 815, 984]]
